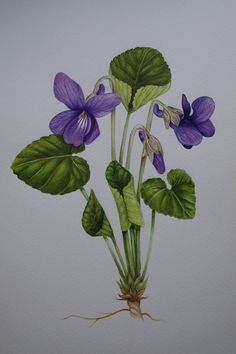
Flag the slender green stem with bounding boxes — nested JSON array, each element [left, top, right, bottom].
[[119, 112, 131, 165], [80, 187, 89, 200], [142, 210, 156, 279], [135, 227, 141, 275], [79, 188, 125, 279], [111, 109, 116, 160], [122, 231, 135, 279], [91, 75, 117, 161], [111, 236, 127, 275], [137, 154, 146, 202], [136, 100, 157, 200], [125, 124, 146, 170], [103, 237, 125, 280], [129, 227, 136, 272]]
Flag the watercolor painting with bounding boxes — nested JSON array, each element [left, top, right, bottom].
[[2, 1, 235, 354], [11, 47, 215, 325]]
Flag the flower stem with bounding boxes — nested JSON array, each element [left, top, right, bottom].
[[92, 75, 117, 161], [122, 231, 135, 279], [79, 188, 125, 279], [80, 187, 89, 200], [142, 210, 156, 279], [111, 109, 116, 160], [119, 112, 131, 165], [129, 227, 137, 272], [137, 154, 147, 202], [111, 236, 127, 275], [104, 237, 126, 280], [125, 124, 146, 170], [136, 100, 156, 200], [135, 227, 141, 275]]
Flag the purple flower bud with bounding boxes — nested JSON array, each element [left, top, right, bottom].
[[153, 153, 165, 174], [138, 127, 165, 174]]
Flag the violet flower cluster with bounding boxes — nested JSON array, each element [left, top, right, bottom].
[[49, 73, 215, 176]]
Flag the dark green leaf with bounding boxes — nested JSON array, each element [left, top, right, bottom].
[[110, 47, 171, 112], [106, 161, 144, 230], [141, 169, 196, 219], [82, 190, 113, 237], [11, 134, 90, 195]]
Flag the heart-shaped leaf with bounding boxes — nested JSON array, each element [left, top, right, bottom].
[[11, 134, 90, 195], [110, 47, 171, 112], [141, 169, 195, 219], [82, 190, 113, 237], [105, 161, 144, 230]]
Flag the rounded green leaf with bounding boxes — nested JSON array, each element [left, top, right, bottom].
[[82, 190, 113, 237], [11, 134, 90, 195], [141, 169, 196, 219], [110, 47, 171, 112]]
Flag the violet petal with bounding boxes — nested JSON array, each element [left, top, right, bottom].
[[197, 120, 215, 137], [96, 84, 105, 95], [153, 103, 163, 118], [49, 110, 80, 134], [153, 153, 165, 174], [84, 117, 100, 144], [85, 93, 121, 118], [63, 114, 92, 146], [54, 72, 85, 110], [138, 130, 146, 142], [191, 96, 215, 124], [182, 94, 191, 116], [173, 121, 203, 146], [182, 144, 193, 149]]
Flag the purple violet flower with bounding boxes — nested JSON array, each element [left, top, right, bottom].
[[138, 129, 165, 174], [49, 73, 120, 146], [154, 94, 215, 149]]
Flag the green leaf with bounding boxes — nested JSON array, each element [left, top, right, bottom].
[[105, 161, 144, 230], [132, 83, 171, 112], [110, 47, 171, 112], [108, 69, 132, 111], [141, 169, 196, 219], [11, 134, 90, 195], [82, 190, 113, 237]]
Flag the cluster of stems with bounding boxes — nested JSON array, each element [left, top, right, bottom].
[[80, 76, 167, 291]]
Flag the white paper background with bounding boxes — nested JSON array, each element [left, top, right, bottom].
[[1, 0, 236, 353]]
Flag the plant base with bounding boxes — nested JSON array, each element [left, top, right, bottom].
[[62, 290, 160, 326]]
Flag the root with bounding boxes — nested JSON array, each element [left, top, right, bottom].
[[62, 309, 161, 326], [62, 308, 130, 327], [141, 312, 161, 322]]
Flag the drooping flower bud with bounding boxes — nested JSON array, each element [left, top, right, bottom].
[[138, 127, 165, 174], [154, 104, 181, 129]]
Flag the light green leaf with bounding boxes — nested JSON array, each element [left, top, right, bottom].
[[141, 169, 196, 219], [109, 47, 171, 112], [109, 70, 132, 111], [105, 161, 144, 231], [11, 134, 90, 195], [82, 190, 113, 237], [132, 83, 171, 112]]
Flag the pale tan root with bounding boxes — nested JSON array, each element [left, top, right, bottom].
[[62, 307, 160, 326], [62, 308, 130, 327]]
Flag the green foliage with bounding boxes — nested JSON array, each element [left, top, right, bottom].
[[110, 47, 171, 112], [141, 169, 196, 219], [118, 275, 147, 293], [105, 161, 144, 231], [82, 190, 113, 237], [11, 134, 90, 195]]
